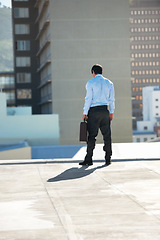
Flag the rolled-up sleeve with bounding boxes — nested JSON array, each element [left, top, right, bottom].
[[83, 82, 92, 115], [109, 84, 115, 113]]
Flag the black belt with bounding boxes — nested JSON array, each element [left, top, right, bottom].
[[89, 105, 108, 111]]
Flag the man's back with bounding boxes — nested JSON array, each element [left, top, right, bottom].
[[88, 74, 113, 106]]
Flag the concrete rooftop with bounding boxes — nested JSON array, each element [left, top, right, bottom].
[[0, 143, 160, 240]]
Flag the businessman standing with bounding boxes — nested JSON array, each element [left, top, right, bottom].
[[79, 64, 115, 166]]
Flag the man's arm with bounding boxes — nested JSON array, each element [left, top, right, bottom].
[[109, 84, 115, 121], [83, 82, 92, 120], [82, 114, 87, 121], [109, 113, 113, 121]]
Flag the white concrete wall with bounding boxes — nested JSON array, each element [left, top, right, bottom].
[[152, 90, 160, 120], [7, 107, 32, 116], [0, 93, 60, 146], [73, 142, 160, 159], [142, 86, 160, 122], [137, 121, 153, 132]]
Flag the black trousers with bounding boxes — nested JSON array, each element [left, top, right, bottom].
[[86, 105, 112, 159]]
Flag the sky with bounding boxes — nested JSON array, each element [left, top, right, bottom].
[[0, 0, 11, 8]]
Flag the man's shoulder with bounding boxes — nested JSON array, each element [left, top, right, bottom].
[[104, 77, 114, 86], [87, 78, 95, 85]]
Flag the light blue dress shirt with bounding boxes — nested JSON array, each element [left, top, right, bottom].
[[83, 74, 115, 115]]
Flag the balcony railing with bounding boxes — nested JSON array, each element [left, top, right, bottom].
[[37, 34, 51, 56], [38, 74, 51, 89], [37, 59, 51, 72], [35, 0, 49, 23], [36, 18, 50, 40], [38, 94, 52, 105]]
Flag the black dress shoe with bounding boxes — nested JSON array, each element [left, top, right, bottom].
[[105, 157, 111, 166], [79, 160, 93, 166], [105, 161, 111, 166]]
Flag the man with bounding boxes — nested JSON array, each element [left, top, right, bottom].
[[79, 64, 115, 166]]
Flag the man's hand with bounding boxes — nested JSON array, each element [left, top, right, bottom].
[[110, 113, 113, 121], [82, 114, 87, 122]]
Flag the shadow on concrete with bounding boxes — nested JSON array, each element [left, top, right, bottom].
[[47, 164, 107, 182]]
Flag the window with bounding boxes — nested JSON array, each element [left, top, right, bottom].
[[16, 73, 31, 83], [17, 89, 32, 99], [6, 91, 15, 101], [16, 41, 30, 51], [14, 8, 29, 18], [0, 75, 14, 87], [144, 126, 148, 130], [15, 24, 30, 34], [14, 0, 28, 1], [16, 57, 30, 67]]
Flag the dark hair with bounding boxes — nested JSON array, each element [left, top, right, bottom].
[[91, 64, 103, 74]]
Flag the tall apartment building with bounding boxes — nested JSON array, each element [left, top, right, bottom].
[[130, 0, 160, 129], [12, 0, 132, 144], [12, 0, 40, 113]]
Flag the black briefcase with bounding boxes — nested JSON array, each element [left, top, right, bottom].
[[79, 121, 88, 142]]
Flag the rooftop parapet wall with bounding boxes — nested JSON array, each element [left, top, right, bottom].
[[0, 93, 60, 146]]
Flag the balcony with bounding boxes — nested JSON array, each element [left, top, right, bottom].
[[36, 35, 51, 56], [38, 94, 52, 105], [34, 0, 41, 8], [38, 74, 51, 89], [35, 0, 49, 23], [36, 19, 50, 40], [37, 59, 51, 72]]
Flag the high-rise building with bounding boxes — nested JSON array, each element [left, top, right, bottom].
[[130, 0, 160, 130], [12, 0, 40, 113], [12, 0, 132, 144]]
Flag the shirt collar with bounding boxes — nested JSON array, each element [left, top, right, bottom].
[[95, 74, 102, 77]]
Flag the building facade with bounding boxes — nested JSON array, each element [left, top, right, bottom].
[[0, 71, 15, 106], [12, 0, 132, 144], [130, 0, 160, 130], [133, 86, 160, 142], [12, 0, 40, 113]]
